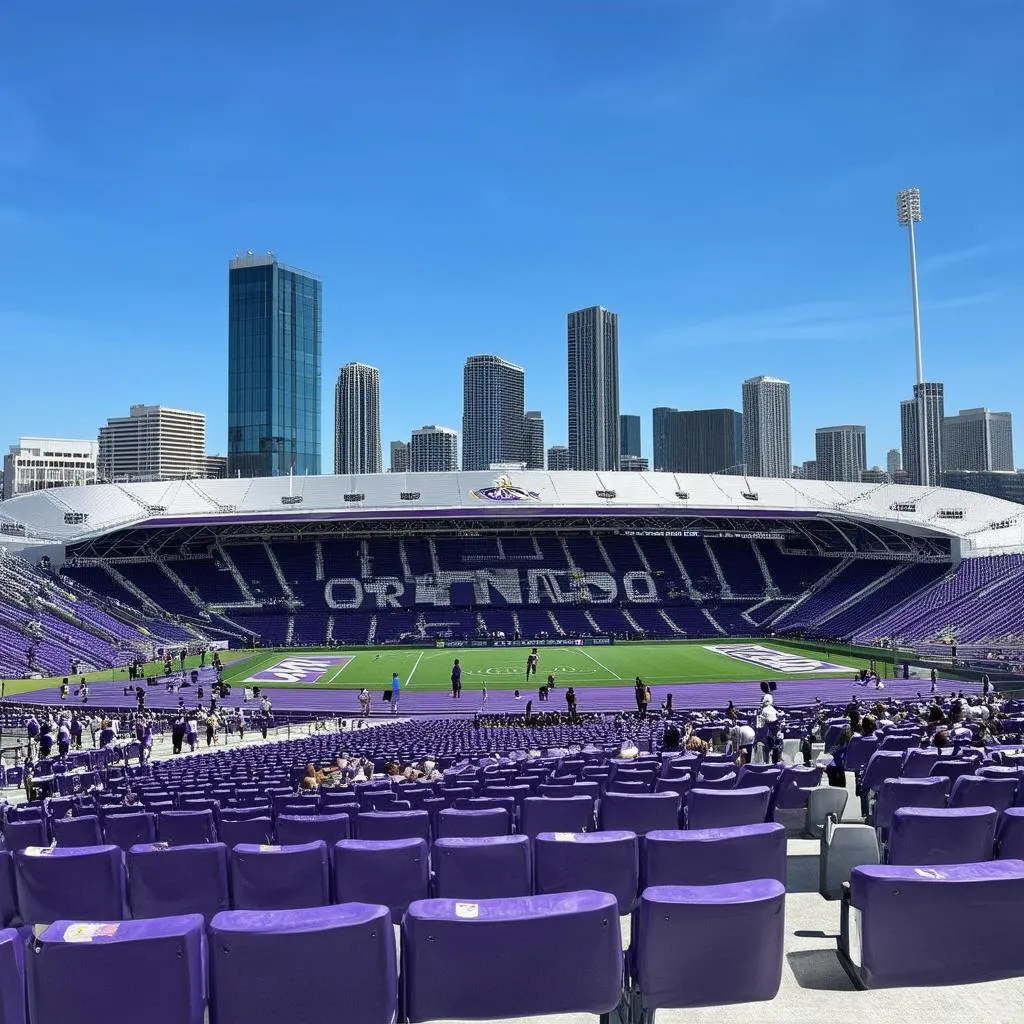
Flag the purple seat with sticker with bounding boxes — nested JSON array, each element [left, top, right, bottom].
[[27, 915, 205, 1024], [432, 836, 531, 900], [533, 830, 639, 915], [127, 842, 230, 923], [644, 823, 787, 887], [403, 890, 623, 1022], [230, 841, 329, 911], [333, 838, 430, 917]]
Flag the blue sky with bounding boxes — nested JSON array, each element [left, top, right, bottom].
[[1, 0, 1021, 469]]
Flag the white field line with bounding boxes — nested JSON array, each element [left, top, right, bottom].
[[405, 650, 425, 686], [576, 648, 623, 680]]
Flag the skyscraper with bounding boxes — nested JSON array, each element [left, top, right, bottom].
[[523, 411, 545, 470], [942, 408, 1014, 472], [333, 363, 381, 475], [886, 448, 902, 478], [98, 405, 207, 482], [814, 425, 867, 482], [390, 440, 409, 473], [620, 414, 641, 458], [568, 306, 620, 471], [227, 252, 322, 478], [547, 445, 570, 471], [409, 426, 458, 472], [900, 382, 944, 485], [652, 407, 678, 472], [462, 355, 525, 471], [742, 376, 791, 478], [653, 408, 743, 473]]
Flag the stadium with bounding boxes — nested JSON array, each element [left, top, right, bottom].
[[2, 470, 1024, 1020]]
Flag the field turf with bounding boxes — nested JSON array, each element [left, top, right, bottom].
[[221, 640, 887, 692]]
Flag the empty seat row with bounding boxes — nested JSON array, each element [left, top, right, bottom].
[[0, 881, 788, 1023], [0, 825, 788, 927]]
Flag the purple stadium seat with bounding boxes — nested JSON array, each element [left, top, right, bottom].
[[533, 830, 639, 916], [217, 816, 274, 848], [275, 814, 351, 851], [436, 808, 510, 838], [103, 812, 157, 852], [1, 820, 47, 853], [14, 846, 124, 925], [694, 763, 735, 783], [402, 891, 623, 1022], [842, 861, 1024, 987], [888, 807, 998, 866], [996, 808, 1024, 858], [27, 915, 205, 1024], [520, 796, 593, 839], [843, 735, 878, 773], [127, 842, 230, 922], [599, 792, 681, 835], [869, 777, 949, 834], [685, 786, 771, 830], [0, 854, 16, 928], [644, 823, 787, 887], [230, 841, 329, 911], [209, 904, 396, 1024], [333, 838, 430, 917], [631, 881, 785, 1010], [355, 810, 430, 843], [432, 836, 531, 900], [948, 775, 1017, 813], [0, 927, 25, 1024], [158, 810, 216, 846], [900, 748, 940, 778], [51, 814, 103, 848]]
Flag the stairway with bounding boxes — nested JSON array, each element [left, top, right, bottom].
[[594, 537, 615, 573], [701, 607, 727, 635], [621, 607, 645, 633], [315, 540, 325, 582], [216, 545, 256, 604], [703, 539, 733, 597], [665, 539, 700, 599], [103, 566, 164, 616], [285, 616, 295, 645], [547, 610, 566, 636], [657, 608, 685, 635], [772, 558, 852, 627], [751, 540, 777, 593], [264, 542, 296, 603], [158, 560, 204, 611]]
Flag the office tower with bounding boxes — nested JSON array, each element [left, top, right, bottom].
[[568, 305, 620, 470], [98, 405, 206, 482], [800, 460, 818, 480], [3, 438, 97, 499], [619, 455, 649, 471], [547, 445, 570, 471], [814, 425, 867, 482], [941, 469, 1024, 504], [900, 382, 944, 485], [652, 407, 677, 472], [887, 448, 902, 478], [942, 408, 1014, 473], [205, 455, 228, 479], [409, 426, 458, 472], [620, 414, 641, 458], [390, 440, 409, 474], [333, 363, 381, 475], [653, 407, 743, 474], [523, 411, 545, 470], [461, 355, 525, 471], [860, 467, 888, 483], [742, 376, 791, 478], [227, 252, 322, 478]]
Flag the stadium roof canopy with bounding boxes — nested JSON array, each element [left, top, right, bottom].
[[1, 471, 1023, 555]]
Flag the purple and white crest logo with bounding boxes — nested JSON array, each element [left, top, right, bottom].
[[244, 656, 351, 685], [470, 475, 541, 502], [704, 644, 855, 674]]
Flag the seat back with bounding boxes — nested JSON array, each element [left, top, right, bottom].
[[686, 787, 771, 830], [520, 796, 593, 839], [533, 831, 639, 915], [848, 861, 1024, 987], [275, 814, 351, 852], [949, 775, 1017, 813], [230, 841, 330, 911], [158, 810, 217, 846], [644, 823, 786, 887], [14, 845, 125, 926], [432, 836, 531, 900], [633, 881, 785, 1010], [402, 891, 622, 1022], [599, 792, 681, 835], [888, 807, 998, 866], [1, 820, 48, 853], [218, 817, 274, 849], [355, 810, 430, 843], [103, 812, 157, 852], [51, 815, 103, 848], [27, 915, 205, 1024], [127, 842, 230, 923], [209, 904, 396, 1024], [333, 838, 430, 917], [871, 777, 949, 834], [0, 927, 25, 1024], [436, 808, 510, 839]]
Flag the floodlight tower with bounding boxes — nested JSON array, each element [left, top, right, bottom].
[[897, 187, 928, 486]]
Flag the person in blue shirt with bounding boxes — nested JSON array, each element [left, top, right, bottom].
[[391, 672, 401, 714], [450, 659, 462, 699]]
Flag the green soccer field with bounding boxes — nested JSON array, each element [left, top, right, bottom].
[[222, 640, 885, 692]]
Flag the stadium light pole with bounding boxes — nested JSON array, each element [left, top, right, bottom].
[[897, 187, 928, 486]]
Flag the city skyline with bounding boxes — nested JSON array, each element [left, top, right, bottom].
[[1, 4, 1022, 474]]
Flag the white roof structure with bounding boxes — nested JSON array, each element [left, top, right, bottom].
[[0, 471, 1022, 555]]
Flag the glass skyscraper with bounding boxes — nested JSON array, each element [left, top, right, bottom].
[[462, 355, 525, 471], [228, 253, 322, 478]]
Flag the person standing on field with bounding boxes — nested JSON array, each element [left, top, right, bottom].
[[451, 659, 462, 699], [526, 648, 539, 681]]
